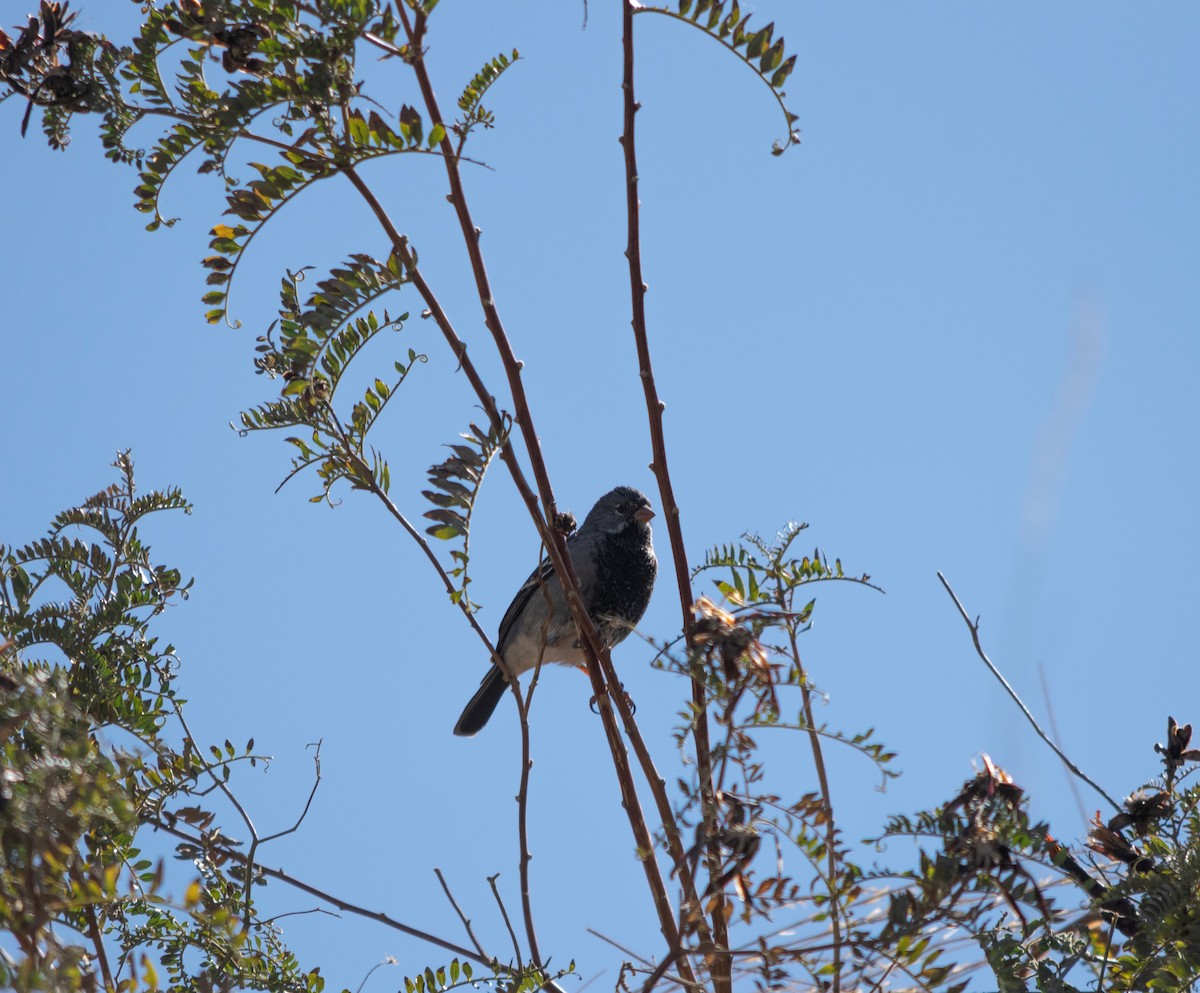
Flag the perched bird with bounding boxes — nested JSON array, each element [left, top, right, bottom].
[[453, 486, 658, 737]]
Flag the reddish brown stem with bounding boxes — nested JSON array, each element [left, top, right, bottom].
[[390, 9, 690, 975], [620, 2, 728, 986]]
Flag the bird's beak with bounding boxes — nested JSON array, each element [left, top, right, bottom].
[[634, 506, 655, 523]]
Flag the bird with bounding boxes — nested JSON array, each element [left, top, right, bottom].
[[453, 486, 658, 736]]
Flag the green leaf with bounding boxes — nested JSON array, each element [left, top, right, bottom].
[[771, 54, 797, 88], [760, 38, 785, 73], [423, 415, 512, 606], [398, 104, 424, 147], [746, 24, 773, 59]]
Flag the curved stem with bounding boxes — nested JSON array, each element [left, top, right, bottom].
[[620, 3, 726, 986]]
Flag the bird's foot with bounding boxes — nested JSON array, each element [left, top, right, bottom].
[[589, 683, 636, 716]]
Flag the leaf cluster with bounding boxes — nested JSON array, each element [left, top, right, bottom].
[[422, 416, 512, 611], [635, 0, 801, 154], [1, 457, 318, 992], [874, 737, 1200, 993], [234, 253, 425, 504]]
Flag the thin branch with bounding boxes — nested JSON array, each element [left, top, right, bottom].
[[936, 571, 1122, 812], [1037, 662, 1088, 828], [169, 698, 262, 920], [1097, 919, 1115, 991], [83, 900, 115, 992], [487, 873, 524, 969], [787, 617, 843, 993], [620, 0, 693, 634], [620, 3, 723, 986], [517, 663, 542, 965], [355, 957, 397, 993], [640, 948, 684, 993], [587, 930, 690, 993], [587, 927, 655, 967], [337, 440, 506, 674], [259, 907, 342, 926], [434, 868, 488, 960], [259, 738, 323, 843], [148, 818, 530, 976]]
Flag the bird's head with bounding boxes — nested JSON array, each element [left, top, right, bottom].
[[581, 486, 655, 537]]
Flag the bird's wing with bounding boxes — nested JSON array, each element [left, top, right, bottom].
[[496, 554, 558, 651], [495, 531, 592, 651]]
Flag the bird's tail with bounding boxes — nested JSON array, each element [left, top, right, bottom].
[[453, 665, 509, 737]]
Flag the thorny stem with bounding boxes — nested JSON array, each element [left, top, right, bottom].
[[620, 2, 727, 986], [392, 7, 692, 977], [517, 676, 541, 964], [341, 157, 568, 961], [609, 684, 713, 950]]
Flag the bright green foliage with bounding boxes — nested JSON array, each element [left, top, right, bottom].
[[697, 522, 878, 609], [637, 0, 801, 154], [1, 455, 318, 992], [394, 958, 574, 993], [0, 3, 134, 153], [0, 451, 192, 735], [652, 527, 904, 988], [235, 253, 423, 504], [875, 728, 1200, 992], [0, 0, 494, 317], [8, 5, 1200, 993], [452, 50, 519, 151], [0, 665, 137, 992]]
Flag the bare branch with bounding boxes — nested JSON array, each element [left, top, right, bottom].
[[149, 818, 523, 974], [619, 4, 724, 985], [487, 873, 524, 969], [434, 868, 488, 961], [259, 739, 323, 843], [937, 571, 1122, 812], [388, 8, 692, 977]]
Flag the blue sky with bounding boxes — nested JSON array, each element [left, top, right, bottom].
[[4, 1, 1199, 988]]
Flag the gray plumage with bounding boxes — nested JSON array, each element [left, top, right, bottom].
[[453, 486, 658, 737]]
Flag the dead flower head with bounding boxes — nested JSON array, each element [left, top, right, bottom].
[[692, 596, 770, 684], [1154, 716, 1200, 772], [946, 753, 1024, 816], [1088, 810, 1155, 873], [1107, 789, 1171, 836]]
